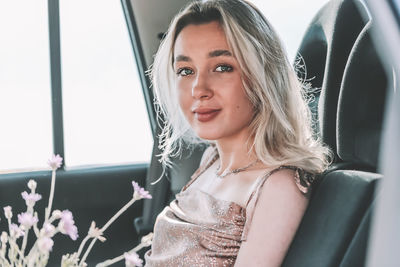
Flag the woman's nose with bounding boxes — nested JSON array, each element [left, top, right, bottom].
[[191, 72, 213, 100]]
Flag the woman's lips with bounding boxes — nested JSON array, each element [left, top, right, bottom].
[[193, 108, 221, 122]]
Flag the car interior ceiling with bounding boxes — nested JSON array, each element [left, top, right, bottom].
[[132, 0, 389, 265]]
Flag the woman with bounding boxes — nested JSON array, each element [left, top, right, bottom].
[[145, 0, 332, 266]]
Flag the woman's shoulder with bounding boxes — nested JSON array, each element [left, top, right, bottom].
[[241, 165, 312, 242], [247, 165, 314, 203], [266, 165, 315, 198]]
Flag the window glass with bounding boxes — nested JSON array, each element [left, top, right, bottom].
[[249, 0, 330, 62], [60, 0, 153, 167], [0, 1, 52, 173]]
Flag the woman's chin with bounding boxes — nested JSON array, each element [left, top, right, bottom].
[[195, 130, 222, 141]]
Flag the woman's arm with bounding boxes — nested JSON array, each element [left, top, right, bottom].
[[234, 169, 309, 267]]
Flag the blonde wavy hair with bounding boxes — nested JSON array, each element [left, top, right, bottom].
[[150, 0, 333, 175]]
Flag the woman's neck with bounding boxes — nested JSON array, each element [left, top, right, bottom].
[[215, 130, 258, 173]]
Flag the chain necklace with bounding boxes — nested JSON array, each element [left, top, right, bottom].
[[215, 159, 259, 179]]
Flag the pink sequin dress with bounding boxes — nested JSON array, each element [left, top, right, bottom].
[[144, 150, 313, 267]]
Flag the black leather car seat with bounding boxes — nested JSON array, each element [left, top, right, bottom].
[[295, 0, 369, 162], [282, 19, 388, 267]]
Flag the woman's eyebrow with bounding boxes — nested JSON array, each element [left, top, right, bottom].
[[208, 49, 232, 57], [175, 55, 191, 62], [174, 50, 232, 63]]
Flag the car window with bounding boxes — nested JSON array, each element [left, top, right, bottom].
[[0, 0, 153, 173], [60, 0, 152, 168], [0, 1, 53, 173]]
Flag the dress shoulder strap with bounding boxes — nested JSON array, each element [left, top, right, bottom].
[[244, 165, 303, 207], [241, 165, 313, 241]]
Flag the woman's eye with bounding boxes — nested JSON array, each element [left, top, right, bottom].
[[176, 68, 194, 76], [215, 65, 233, 72]]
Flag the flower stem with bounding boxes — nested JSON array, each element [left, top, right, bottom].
[[9, 239, 26, 265], [19, 227, 29, 264], [0, 254, 10, 267], [45, 169, 57, 222], [76, 235, 91, 260], [79, 197, 136, 266], [101, 198, 136, 233], [33, 212, 40, 238], [95, 242, 145, 267], [79, 238, 96, 266], [26, 242, 37, 262]]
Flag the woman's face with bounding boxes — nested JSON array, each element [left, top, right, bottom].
[[173, 21, 254, 142]]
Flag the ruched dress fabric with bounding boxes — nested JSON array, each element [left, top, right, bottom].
[[144, 151, 313, 267]]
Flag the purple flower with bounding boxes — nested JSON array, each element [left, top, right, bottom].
[[10, 223, 24, 238], [132, 181, 152, 200], [21, 191, 42, 207], [18, 212, 38, 228], [48, 154, 63, 169], [37, 237, 54, 253], [58, 210, 78, 240], [124, 252, 143, 267]]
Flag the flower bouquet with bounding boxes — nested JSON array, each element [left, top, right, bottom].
[[0, 155, 152, 267]]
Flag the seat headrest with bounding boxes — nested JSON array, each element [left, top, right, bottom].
[[337, 22, 388, 169], [296, 0, 369, 156]]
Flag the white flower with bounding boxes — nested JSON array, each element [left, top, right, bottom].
[[21, 191, 42, 207], [10, 224, 24, 239], [27, 179, 37, 191], [3, 206, 12, 220], [88, 221, 106, 242], [18, 212, 38, 229], [1, 232, 8, 244], [48, 154, 63, 170], [41, 223, 56, 237], [141, 232, 154, 247], [37, 237, 54, 253], [58, 210, 78, 240], [132, 181, 152, 200], [61, 253, 79, 267], [52, 209, 62, 219], [124, 252, 143, 267]]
